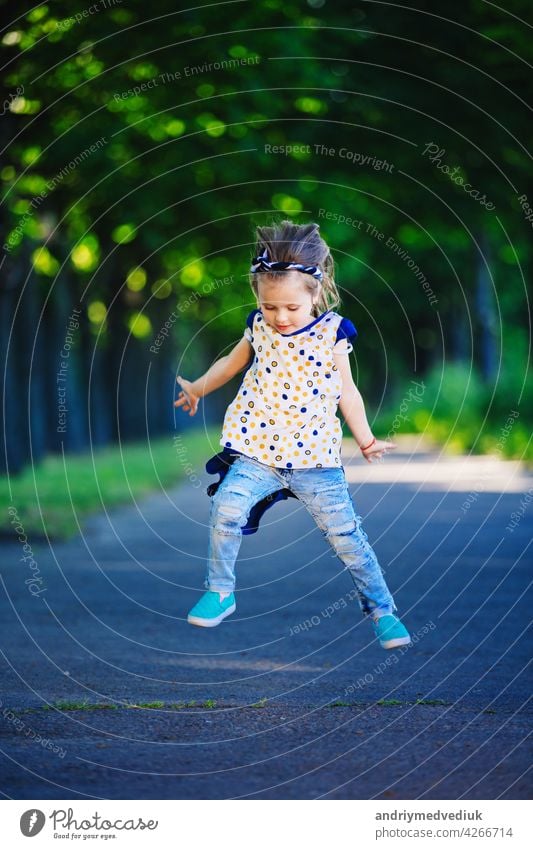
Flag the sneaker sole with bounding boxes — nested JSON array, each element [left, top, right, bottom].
[[187, 603, 236, 628], [380, 635, 412, 649]]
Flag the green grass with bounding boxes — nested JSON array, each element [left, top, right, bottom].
[[12, 699, 220, 713], [42, 700, 118, 711], [127, 700, 218, 710], [6, 697, 466, 715], [1, 429, 219, 539], [327, 698, 452, 708]]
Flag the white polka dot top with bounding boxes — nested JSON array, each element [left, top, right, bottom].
[[219, 308, 358, 469]]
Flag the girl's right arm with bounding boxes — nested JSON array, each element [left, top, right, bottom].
[[174, 336, 253, 416]]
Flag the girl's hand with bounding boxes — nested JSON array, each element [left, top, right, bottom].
[[174, 375, 200, 416], [361, 437, 396, 464]]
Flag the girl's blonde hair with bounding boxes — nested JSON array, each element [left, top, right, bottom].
[[249, 219, 340, 317]]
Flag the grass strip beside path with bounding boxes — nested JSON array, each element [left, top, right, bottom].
[[1, 429, 219, 539]]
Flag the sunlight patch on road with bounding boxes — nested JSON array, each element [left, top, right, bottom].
[[341, 439, 532, 493]]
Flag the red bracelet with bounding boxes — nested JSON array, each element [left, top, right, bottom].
[[360, 437, 376, 452]]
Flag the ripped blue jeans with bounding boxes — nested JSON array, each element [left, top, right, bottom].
[[205, 454, 397, 618]]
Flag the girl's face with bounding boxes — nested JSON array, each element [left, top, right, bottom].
[[257, 272, 320, 334]]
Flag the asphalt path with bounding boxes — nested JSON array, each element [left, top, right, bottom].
[[0, 436, 531, 799]]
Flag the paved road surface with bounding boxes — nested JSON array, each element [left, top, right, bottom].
[[0, 436, 531, 799]]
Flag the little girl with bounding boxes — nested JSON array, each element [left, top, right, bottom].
[[175, 220, 411, 649]]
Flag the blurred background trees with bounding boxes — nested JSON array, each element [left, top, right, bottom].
[[1, 0, 531, 478]]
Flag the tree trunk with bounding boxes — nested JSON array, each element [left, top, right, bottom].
[[475, 232, 499, 382]]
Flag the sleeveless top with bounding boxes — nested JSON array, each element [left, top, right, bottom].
[[219, 308, 358, 469]]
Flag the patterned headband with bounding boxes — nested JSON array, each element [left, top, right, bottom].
[[250, 248, 323, 282]]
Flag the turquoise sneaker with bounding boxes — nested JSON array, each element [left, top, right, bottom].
[[371, 613, 411, 649], [187, 591, 236, 627]]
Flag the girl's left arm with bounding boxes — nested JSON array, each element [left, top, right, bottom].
[[334, 345, 396, 463]]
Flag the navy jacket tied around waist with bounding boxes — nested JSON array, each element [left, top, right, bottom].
[[205, 449, 297, 534]]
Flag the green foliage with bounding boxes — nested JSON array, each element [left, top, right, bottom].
[[374, 361, 533, 462], [1, 0, 530, 465]]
